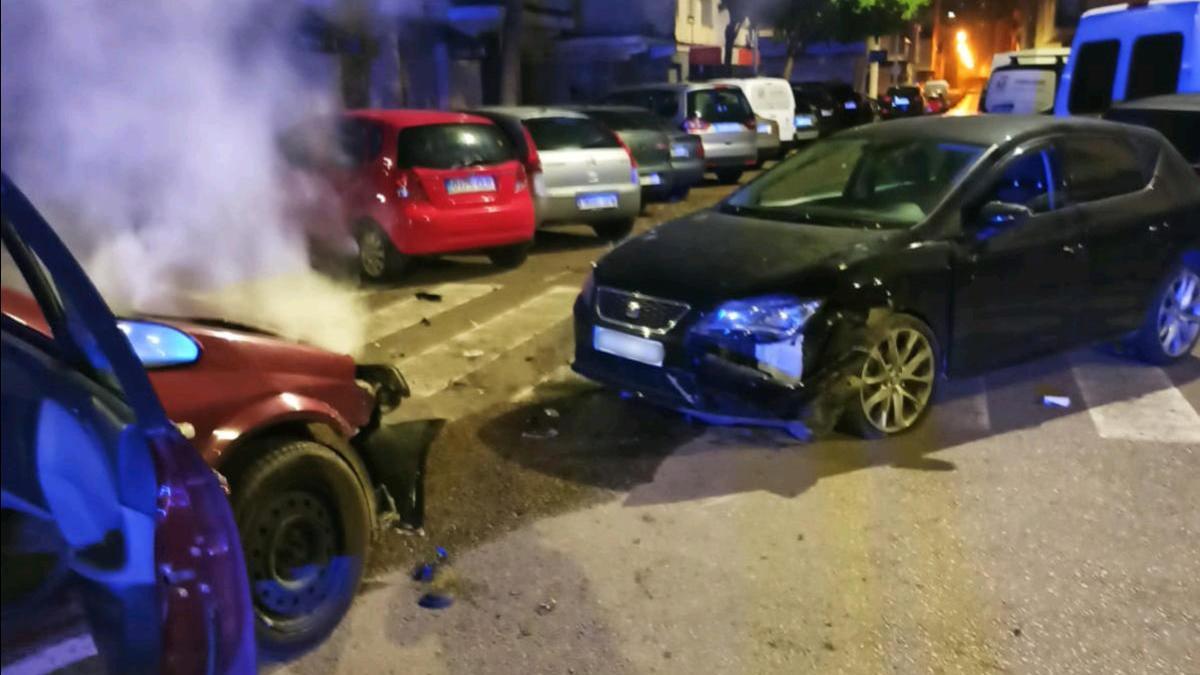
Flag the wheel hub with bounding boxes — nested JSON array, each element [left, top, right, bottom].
[[1157, 269, 1200, 358], [860, 327, 935, 434], [244, 491, 339, 618], [360, 231, 386, 277]]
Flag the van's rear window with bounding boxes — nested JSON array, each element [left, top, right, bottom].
[[523, 117, 620, 151], [396, 124, 515, 169], [1068, 40, 1120, 114], [688, 88, 753, 122]]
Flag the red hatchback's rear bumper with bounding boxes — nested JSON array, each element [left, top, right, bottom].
[[386, 199, 536, 256]]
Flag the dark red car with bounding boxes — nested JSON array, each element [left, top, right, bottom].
[[3, 285, 425, 655], [305, 109, 537, 280]]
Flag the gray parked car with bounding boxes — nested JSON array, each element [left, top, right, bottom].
[[475, 107, 641, 239], [602, 83, 758, 184], [573, 106, 704, 202]]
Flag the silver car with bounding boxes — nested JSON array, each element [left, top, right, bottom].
[[476, 107, 641, 239], [603, 83, 758, 184]]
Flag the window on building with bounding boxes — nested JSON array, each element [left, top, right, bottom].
[[701, 0, 713, 28], [1126, 32, 1183, 101], [1068, 40, 1119, 114]]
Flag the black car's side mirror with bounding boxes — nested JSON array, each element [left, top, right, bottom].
[[977, 201, 1033, 233]]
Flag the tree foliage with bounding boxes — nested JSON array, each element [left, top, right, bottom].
[[768, 0, 928, 56]]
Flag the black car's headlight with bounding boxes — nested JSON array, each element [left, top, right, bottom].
[[690, 295, 822, 381]]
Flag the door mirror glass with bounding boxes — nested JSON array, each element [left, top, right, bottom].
[[116, 319, 201, 368], [978, 200, 1033, 231]]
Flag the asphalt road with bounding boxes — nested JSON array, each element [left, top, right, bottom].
[[269, 168, 1200, 675]]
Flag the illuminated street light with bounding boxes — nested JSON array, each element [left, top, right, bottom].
[[947, 10, 957, 19]]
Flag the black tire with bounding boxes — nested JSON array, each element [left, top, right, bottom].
[[488, 241, 531, 269], [839, 314, 941, 439], [592, 218, 635, 241], [356, 224, 408, 281], [714, 169, 744, 185], [1131, 264, 1200, 365], [670, 186, 691, 202], [232, 440, 372, 657]]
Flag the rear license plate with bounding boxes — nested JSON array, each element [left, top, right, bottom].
[[894, 96, 910, 107], [577, 192, 619, 210], [594, 326, 664, 367], [639, 173, 662, 186], [445, 175, 496, 195], [843, 101, 858, 110], [712, 122, 745, 133]]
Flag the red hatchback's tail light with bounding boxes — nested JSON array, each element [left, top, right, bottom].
[[682, 117, 712, 133], [514, 164, 529, 193], [152, 430, 255, 675]]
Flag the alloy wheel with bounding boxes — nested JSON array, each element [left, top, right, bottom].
[[859, 327, 936, 434], [1157, 268, 1200, 358], [359, 230, 386, 279]]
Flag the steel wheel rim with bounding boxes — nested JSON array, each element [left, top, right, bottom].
[[244, 491, 339, 621], [1157, 269, 1200, 358], [359, 230, 386, 278], [860, 327, 935, 433]]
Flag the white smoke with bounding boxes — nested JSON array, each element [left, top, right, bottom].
[[1, 0, 372, 355]]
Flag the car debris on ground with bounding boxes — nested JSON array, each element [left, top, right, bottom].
[[415, 291, 443, 302], [1042, 395, 1071, 409]]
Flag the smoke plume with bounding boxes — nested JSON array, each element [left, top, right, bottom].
[[1, 0, 369, 355]]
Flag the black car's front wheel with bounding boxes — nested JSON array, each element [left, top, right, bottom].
[[593, 219, 635, 241], [841, 315, 939, 438], [232, 440, 372, 657], [1134, 264, 1200, 364]]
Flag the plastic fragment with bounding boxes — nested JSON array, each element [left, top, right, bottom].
[[1042, 395, 1071, 408], [522, 428, 559, 440], [435, 546, 449, 562], [415, 291, 442, 302], [543, 407, 560, 419], [536, 598, 557, 615], [463, 349, 485, 359], [412, 563, 436, 582], [417, 593, 453, 610]]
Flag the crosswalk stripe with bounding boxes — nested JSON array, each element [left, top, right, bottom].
[[1071, 355, 1200, 444], [364, 283, 498, 343], [399, 286, 579, 398]]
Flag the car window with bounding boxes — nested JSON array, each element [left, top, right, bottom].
[[687, 88, 753, 123], [523, 117, 620, 151], [1105, 107, 1200, 165], [1126, 33, 1183, 100], [981, 147, 1062, 214], [396, 123, 516, 169], [1068, 40, 1120, 114], [586, 110, 661, 132], [723, 138, 985, 229], [1060, 135, 1150, 202]]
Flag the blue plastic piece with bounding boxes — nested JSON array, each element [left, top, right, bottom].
[[417, 593, 453, 610], [412, 563, 436, 582]]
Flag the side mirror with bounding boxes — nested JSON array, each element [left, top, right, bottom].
[[977, 201, 1033, 233], [116, 320, 201, 368]]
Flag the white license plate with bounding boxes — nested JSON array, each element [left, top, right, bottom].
[[894, 96, 910, 107], [639, 173, 662, 186], [844, 101, 858, 110], [594, 326, 664, 367], [445, 175, 496, 194], [794, 115, 813, 128], [820, 109, 834, 117], [712, 122, 745, 133], [670, 144, 690, 158], [577, 192, 619, 210]]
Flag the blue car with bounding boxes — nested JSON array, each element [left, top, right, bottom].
[[1, 174, 256, 674]]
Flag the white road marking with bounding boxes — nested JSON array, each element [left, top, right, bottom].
[[400, 286, 579, 398], [3, 634, 98, 675], [365, 283, 498, 343], [1071, 356, 1200, 444]]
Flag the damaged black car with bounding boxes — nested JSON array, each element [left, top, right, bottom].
[[573, 116, 1200, 438]]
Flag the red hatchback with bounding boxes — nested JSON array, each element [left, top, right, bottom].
[[326, 110, 537, 280]]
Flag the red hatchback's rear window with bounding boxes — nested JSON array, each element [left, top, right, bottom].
[[396, 123, 516, 169]]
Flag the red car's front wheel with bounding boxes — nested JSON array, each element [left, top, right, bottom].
[[232, 439, 372, 656]]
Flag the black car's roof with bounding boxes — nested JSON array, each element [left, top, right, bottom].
[[1109, 94, 1200, 112], [837, 114, 1151, 148]]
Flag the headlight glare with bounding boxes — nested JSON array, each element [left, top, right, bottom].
[[692, 295, 822, 341]]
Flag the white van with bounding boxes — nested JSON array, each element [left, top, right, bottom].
[[1054, 0, 1200, 116], [712, 77, 797, 145], [982, 48, 1070, 114]]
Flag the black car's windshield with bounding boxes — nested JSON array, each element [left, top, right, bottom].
[[722, 137, 986, 229]]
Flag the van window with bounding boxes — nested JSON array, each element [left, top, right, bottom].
[[1060, 135, 1149, 202], [523, 117, 620, 151], [1068, 40, 1120, 114], [1127, 33, 1184, 100], [396, 123, 515, 169], [688, 88, 753, 122]]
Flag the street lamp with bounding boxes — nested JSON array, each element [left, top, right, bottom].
[[947, 10, 956, 19]]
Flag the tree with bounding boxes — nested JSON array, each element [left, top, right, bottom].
[[769, 0, 928, 79], [499, 0, 523, 104]]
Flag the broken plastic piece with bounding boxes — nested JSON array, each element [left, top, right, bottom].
[[536, 598, 557, 615], [463, 349, 485, 359], [1042, 395, 1071, 408], [543, 407, 560, 419], [415, 291, 442, 302], [412, 563, 436, 582], [435, 546, 448, 561], [417, 593, 453, 609]]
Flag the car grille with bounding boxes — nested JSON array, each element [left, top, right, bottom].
[[596, 287, 690, 334]]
